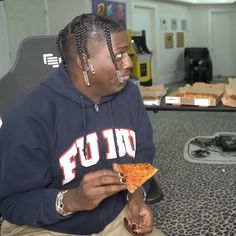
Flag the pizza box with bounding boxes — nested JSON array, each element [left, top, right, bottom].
[[165, 82, 225, 107], [221, 77, 236, 107], [140, 85, 167, 106]]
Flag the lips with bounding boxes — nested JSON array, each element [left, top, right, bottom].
[[120, 75, 130, 81]]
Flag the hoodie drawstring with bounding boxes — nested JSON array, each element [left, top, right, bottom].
[[80, 95, 87, 158], [109, 102, 120, 160]]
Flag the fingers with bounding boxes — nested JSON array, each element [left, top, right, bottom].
[[83, 169, 120, 181], [81, 169, 126, 200], [67, 169, 126, 212], [129, 204, 141, 228], [94, 183, 126, 198], [84, 170, 126, 188], [96, 173, 126, 186], [124, 217, 135, 234], [126, 203, 154, 235], [124, 216, 153, 235], [83, 169, 125, 185]]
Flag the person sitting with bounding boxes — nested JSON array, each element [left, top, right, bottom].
[[0, 13, 165, 236]]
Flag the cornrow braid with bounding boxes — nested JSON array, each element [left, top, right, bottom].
[[102, 22, 119, 71], [71, 15, 90, 71], [101, 21, 123, 83], [74, 23, 85, 71], [81, 18, 95, 74], [73, 20, 91, 86], [81, 19, 89, 60], [56, 29, 66, 68]]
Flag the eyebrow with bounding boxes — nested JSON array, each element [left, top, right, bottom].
[[114, 44, 129, 52]]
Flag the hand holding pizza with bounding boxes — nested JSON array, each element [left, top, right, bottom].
[[125, 188, 154, 235], [112, 163, 158, 235], [62, 169, 126, 213]]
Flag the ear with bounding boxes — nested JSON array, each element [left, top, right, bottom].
[[76, 53, 89, 70]]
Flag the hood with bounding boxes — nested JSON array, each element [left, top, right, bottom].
[[41, 66, 113, 108]]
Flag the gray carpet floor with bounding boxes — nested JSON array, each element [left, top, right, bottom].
[[148, 110, 236, 236]]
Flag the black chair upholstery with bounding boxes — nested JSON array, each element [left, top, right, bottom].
[[0, 35, 163, 205], [0, 35, 60, 118], [146, 177, 164, 205], [184, 47, 213, 84]]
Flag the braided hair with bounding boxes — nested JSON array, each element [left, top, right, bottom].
[[56, 14, 125, 70]]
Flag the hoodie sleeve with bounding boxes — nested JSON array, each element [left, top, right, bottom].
[[0, 106, 65, 226]]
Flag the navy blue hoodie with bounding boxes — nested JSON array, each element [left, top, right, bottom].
[[0, 67, 155, 235]]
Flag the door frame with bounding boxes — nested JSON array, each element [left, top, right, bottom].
[[208, 8, 236, 77], [131, 1, 159, 84]]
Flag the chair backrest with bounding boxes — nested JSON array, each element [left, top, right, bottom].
[[184, 47, 213, 83], [0, 35, 61, 119], [184, 47, 210, 62]]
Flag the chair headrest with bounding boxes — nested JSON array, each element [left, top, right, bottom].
[[0, 35, 62, 118], [184, 47, 210, 60], [12, 35, 61, 91]]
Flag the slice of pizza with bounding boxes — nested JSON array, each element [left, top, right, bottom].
[[113, 163, 158, 193]]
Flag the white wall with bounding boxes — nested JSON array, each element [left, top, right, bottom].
[[4, 0, 47, 65], [1, 0, 236, 82], [188, 4, 235, 46], [0, 1, 11, 78], [234, 7, 236, 65], [131, 0, 190, 84], [46, 0, 132, 35], [156, 2, 190, 84], [137, 1, 236, 83], [46, 0, 90, 35], [188, 4, 236, 77]]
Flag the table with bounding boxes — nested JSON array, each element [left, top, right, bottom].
[[145, 80, 236, 113]]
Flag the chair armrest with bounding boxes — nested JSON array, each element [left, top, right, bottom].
[[146, 177, 164, 205]]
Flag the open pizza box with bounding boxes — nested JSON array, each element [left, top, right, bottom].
[[139, 85, 167, 106], [221, 78, 236, 107], [165, 82, 226, 107]]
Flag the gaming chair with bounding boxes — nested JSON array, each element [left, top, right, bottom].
[[0, 36, 163, 205], [0, 36, 60, 118], [184, 47, 213, 84]]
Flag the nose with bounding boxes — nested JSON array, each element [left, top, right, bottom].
[[123, 53, 133, 70]]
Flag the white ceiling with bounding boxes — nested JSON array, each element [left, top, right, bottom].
[[168, 0, 236, 3]]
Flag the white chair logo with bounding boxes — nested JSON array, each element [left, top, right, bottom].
[[43, 54, 62, 68]]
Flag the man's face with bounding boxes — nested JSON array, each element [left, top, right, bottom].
[[88, 31, 133, 97]]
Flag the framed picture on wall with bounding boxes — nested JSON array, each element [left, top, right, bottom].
[[164, 32, 174, 49], [92, 0, 126, 28], [171, 18, 178, 30], [181, 19, 187, 31], [160, 18, 168, 31], [176, 32, 184, 48]]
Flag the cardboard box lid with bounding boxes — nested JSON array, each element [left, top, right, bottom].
[[225, 78, 236, 96], [221, 78, 236, 107], [140, 85, 167, 99], [178, 82, 225, 97]]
